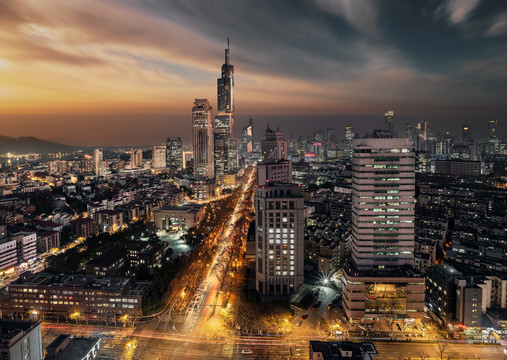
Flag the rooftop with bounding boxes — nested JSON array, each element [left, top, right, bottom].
[[0, 319, 40, 342], [10, 272, 138, 293], [309, 341, 377, 360], [46, 335, 100, 360]]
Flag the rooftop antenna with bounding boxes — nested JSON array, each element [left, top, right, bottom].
[[225, 30, 230, 64]]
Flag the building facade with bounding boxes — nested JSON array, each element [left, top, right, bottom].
[[93, 149, 105, 176], [192, 99, 214, 179], [166, 137, 183, 172], [151, 145, 167, 170], [130, 149, 143, 168], [255, 183, 305, 296], [0, 320, 42, 360], [342, 132, 425, 321]]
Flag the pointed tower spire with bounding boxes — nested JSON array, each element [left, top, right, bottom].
[[225, 33, 230, 64]]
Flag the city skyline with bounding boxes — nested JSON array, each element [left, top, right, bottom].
[[1, 0, 507, 146]]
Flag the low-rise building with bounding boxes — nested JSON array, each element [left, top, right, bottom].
[[36, 231, 60, 254], [96, 210, 124, 233], [309, 341, 377, 360], [85, 248, 128, 276], [0, 320, 43, 360], [0, 237, 17, 270], [4, 272, 149, 318], [71, 218, 99, 239], [154, 204, 205, 231], [45, 334, 101, 360]]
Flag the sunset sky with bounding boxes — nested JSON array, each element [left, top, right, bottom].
[[1, 0, 507, 145]]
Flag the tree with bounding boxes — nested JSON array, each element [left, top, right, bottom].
[[418, 352, 429, 360], [434, 341, 451, 360]]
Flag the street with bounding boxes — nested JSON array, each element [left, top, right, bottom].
[[41, 323, 504, 360]]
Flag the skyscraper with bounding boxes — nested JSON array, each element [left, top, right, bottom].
[[344, 125, 354, 160], [192, 98, 214, 179], [217, 37, 234, 115], [261, 125, 288, 162], [255, 183, 305, 296], [488, 120, 498, 140], [152, 146, 166, 169], [130, 149, 143, 168], [257, 125, 292, 186], [342, 132, 425, 321], [166, 137, 183, 171], [214, 38, 236, 178], [384, 111, 394, 132], [241, 118, 253, 160], [405, 123, 413, 143], [256, 126, 301, 296], [93, 149, 105, 176]]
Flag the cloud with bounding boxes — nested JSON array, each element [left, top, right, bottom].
[[486, 12, 507, 36], [437, 0, 481, 25], [0, 0, 505, 120], [314, 0, 379, 36]]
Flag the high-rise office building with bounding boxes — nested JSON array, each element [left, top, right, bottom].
[[488, 120, 498, 140], [344, 125, 354, 160], [384, 111, 394, 132], [261, 125, 288, 162], [93, 149, 105, 176], [342, 132, 425, 321], [130, 149, 143, 168], [214, 38, 236, 178], [255, 183, 305, 296], [217, 37, 234, 115], [405, 123, 413, 143], [214, 114, 232, 177], [241, 118, 254, 159], [256, 126, 301, 296], [192, 98, 214, 179], [166, 137, 183, 171], [416, 121, 428, 141], [152, 146, 166, 169], [257, 126, 292, 186], [227, 138, 239, 172]]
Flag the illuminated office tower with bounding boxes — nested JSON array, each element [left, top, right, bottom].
[[192, 99, 214, 179], [166, 137, 183, 171], [416, 121, 428, 140], [152, 146, 166, 169], [344, 125, 354, 160], [217, 37, 234, 115], [488, 120, 498, 140], [342, 132, 424, 321], [93, 149, 105, 176], [130, 149, 143, 168], [384, 111, 394, 132], [255, 183, 305, 296], [214, 38, 236, 177]]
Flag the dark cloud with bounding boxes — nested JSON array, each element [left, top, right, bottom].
[[0, 0, 506, 145]]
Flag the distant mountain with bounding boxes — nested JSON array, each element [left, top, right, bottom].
[[0, 135, 78, 154]]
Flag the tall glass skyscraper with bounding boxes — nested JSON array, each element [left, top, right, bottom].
[[166, 137, 183, 172], [214, 38, 236, 178], [192, 99, 214, 179]]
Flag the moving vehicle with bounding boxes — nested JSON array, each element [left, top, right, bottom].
[[241, 349, 252, 355], [301, 314, 309, 321]]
